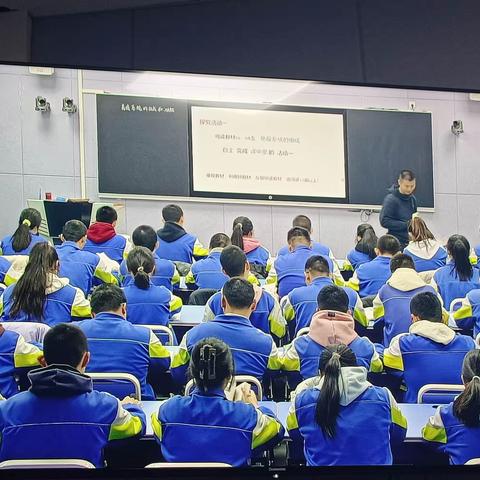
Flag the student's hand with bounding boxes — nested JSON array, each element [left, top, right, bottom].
[[121, 395, 141, 406], [238, 383, 259, 408]]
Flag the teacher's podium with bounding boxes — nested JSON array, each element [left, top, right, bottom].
[[27, 199, 122, 244]]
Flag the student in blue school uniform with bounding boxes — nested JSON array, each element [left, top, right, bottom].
[[373, 253, 444, 346], [268, 227, 342, 299], [0, 324, 146, 467], [383, 292, 475, 403], [0, 256, 24, 293], [281, 255, 367, 334], [422, 349, 480, 464], [84, 206, 132, 264], [156, 204, 208, 264], [204, 245, 286, 339], [120, 225, 179, 291], [123, 246, 182, 326], [231, 216, 271, 277], [347, 234, 401, 298], [281, 285, 382, 389], [403, 217, 447, 273], [452, 287, 480, 339], [152, 338, 284, 467], [0, 243, 91, 326], [345, 224, 377, 271], [185, 233, 230, 290], [432, 235, 480, 310], [73, 284, 171, 401], [171, 277, 282, 385], [56, 220, 119, 295], [286, 344, 407, 466], [0, 324, 42, 398], [0, 208, 47, 255], [277, 215, 335, 261]]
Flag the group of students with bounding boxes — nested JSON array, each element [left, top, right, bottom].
[[1, 204, 480, 466]]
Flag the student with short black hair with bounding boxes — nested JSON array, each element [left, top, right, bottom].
[[56, 220, 119, 295], [281, 286, 381, 388], [123, 247, 182, 326], [204, 245, 286, 339], [0, 323, 42, 398], [348, 234, 401, 298], [373, 253, 444, 346], [403, 217, 447, 272], [383, 292, 475, 403], [345, 224, 378, 271], [0, 243, 91, 326], [156, 204, 208, 263], [0, 208, 46, 255], [287, 344, 406, 465], [231, 216, 271, 276], [0, 324, 145, 467], [282, 255, 366, 334], [432, 235, 480, 310], [185, 233, 230, 290], [84, 206, 132, 264], [152, 338, 284, 466], [269, 227, 343, 299], [73, 284, 171, 400], [119, 225, 179, 290], [172, 277, 282, 385], [423, 349, 480, 464]]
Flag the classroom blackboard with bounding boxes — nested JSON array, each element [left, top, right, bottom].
[[97, 94, 434, 208]]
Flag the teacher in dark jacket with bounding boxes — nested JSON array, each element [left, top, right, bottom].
[[380, 170, 417, 249]]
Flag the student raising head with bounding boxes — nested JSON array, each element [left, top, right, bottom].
[[120, 225, 179, 290], [383, 291, 475, 403], [84, 206, 132, 264], [281, 255, 366, 335], [231, 216, 271, 276], [0, 323, 145, 467], [57, 220, 119, 296], [423, 349, 480, 464], [287, 344, 406, 466], [0, 208, 46, 255], [185, 233, 230, 290], [123, 246, 182, 326], [152, 338, 284, 466], [403, 217, 447, 272], [171, 277, 282, 386], [204, 245, 286, 339], [346, 224, 378, 271], [348, 234, 401, 298], [432, 234, 480, 309], [281, 285, 381, 389], [156, 204, 208, 264], [0, 243, 91, 326]]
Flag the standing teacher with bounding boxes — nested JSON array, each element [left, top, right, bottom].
[[380, 170, 418, 249]]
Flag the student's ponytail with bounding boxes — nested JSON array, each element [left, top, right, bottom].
[[355, 224, 378, 260], [188, 338, 234, 393], [10, 243, 58, 321], [453, 350, 480, 427], [11, 208, 42, 253], [231, 216, 253, 251], [126, 246, 155, 290], [408, 217, 435, 249], [315, 344, 357, 438], [447, 234, 472, 281]]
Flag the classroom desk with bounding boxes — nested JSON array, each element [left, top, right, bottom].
[[171, 305, 205, 327], [141, 401, 277, 438]]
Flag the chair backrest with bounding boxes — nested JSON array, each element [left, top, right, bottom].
[[2, 322, 50, 343], [465, 458, 480, 465], [188, 289, 218, 306], [137, 324, 174, 345], [88, 372, 141, 400], [0, 459, 95, 469], [146, 462, 231, 468], [185, 375, 263, 400], [295, 327, 310, 338], [417, 384, 465, 404]]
